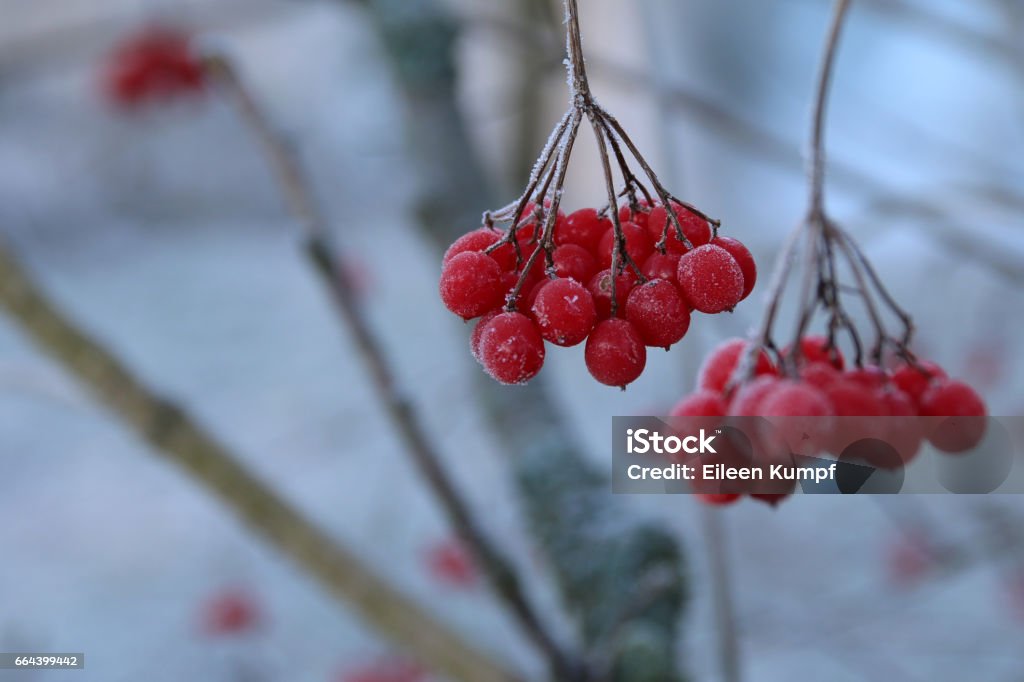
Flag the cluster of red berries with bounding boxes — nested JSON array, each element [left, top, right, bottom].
[[102, 26, 205, 108], [670, 335, 989, 507], [440, 201, 756, 387]]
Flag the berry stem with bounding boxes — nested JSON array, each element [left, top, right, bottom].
[[808, 0, 851, 218], [732, 0, 858, 385], [563, 0, 591, 102], [204, 52, 580, 682]]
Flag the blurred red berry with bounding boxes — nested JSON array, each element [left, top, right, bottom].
[[425, 539, 478, 589], [698, 338, 776, 394], [886, 531, 935, 586], [201, 588, 261, 636], [103, 26, 205, 108]]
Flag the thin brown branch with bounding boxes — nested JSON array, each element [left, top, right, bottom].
[[202, 54, 579, 681], [808, 0, 852, 216], [0, 240, 521, 682]]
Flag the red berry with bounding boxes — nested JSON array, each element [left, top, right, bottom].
[[920, 380, 987, 452], [551, 244, 598, 283], [676, 244, 745, 314], [439, 252, 505, 319], [640, 252, 682, 282], [646, 203, 712, 251], [823, 380, 887, 453], [761, 381, 835, 416], [597, 222, 654, 270], [619, 200, 652, 229], [846, 365, 890, 389], [698, 338, 776, 393], [750, 492, 793, 507], [712, 236, 756, 300], [103, 26, 205, 108], [201, 588, 261, 636], [670, 390, 727, 417], [783, 335, 844, 369], [556, 208, 609, 252], [588, 268, 638, 320], [886, 531, 934, 586], [523, 278, 549, 314], [800, 362, 842, 389], [625, 279, 690, 348], [585, 319, 647, 387], [727, 375, 783, 416], [877, 387, 923, 468], [425, 539, 478, 588], [478, 312, 545, 384], [470, 309, 502, 361], [443, 228, 502, 265], [695, 493, 741, 506], [759, 381, 835, 455], [892, 361, 947, 406], [531, 279, 597, 347]]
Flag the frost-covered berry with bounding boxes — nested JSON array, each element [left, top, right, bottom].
[[800, 362, 841, 389], [760, 380, 835, 455], [625, 279, 690, 348], [470, 309, 502, 361], [585, 319, 646, 387], [892, 360, 946, 406], [556, 208, 609, 252], [588, 268, 638, 320], [478, 312, 545, 385], [711, 236, 756, 300], [552, 244, 598, 283], [531, 278, 597, 347], [698, 338, 776, 393], [823, 379, 887, 452], [619, 200, 652, 230], [727, 375, 782, 416], [761, 381, 835, 417], [640, 252, 681, 282], [676, 244, 745, 314], [920, 379, 987, 452], [670, 390, 727, 417], [444, 228, 501, 265], [783, 335, 844, 369], [646, 203, 711, 252], [596, 222, 654, 270], [877, 387, 923, 468], [845, 365, 889, 389], [439, 252, 505, 319]]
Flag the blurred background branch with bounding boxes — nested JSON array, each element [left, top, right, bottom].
[[0, 238, 522, 682]]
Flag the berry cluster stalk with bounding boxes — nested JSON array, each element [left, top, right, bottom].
[[735, 0, 917, 384], [199, 55, 583, 682], [485, 0, 720, 317]]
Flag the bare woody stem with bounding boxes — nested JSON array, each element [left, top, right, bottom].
[[202, 55, 580, 681], [564, 0, 591, 100], [732, 0, 854, 382], [0, 240, 522, 682], [808, 0, 852, 216]]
